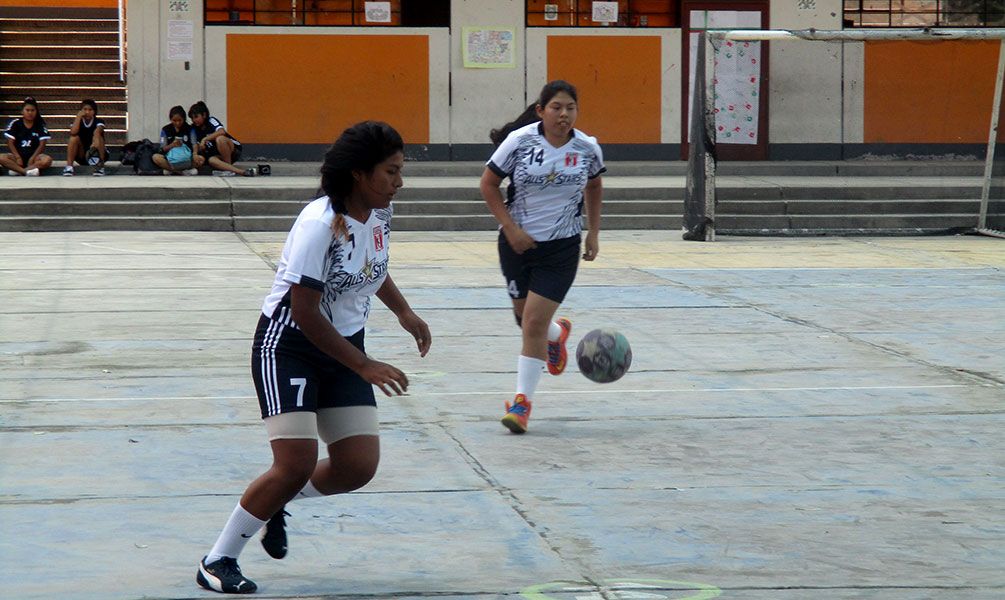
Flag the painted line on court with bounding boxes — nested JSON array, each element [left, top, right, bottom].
[[80, 242, 261, 261], [521, 578, 722, 599], [0, 383, 975, 404], [424, 384, 974, 396]]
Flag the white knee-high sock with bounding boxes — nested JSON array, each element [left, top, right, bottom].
[[516, 355, 545, 399], [547, 321, 562, 342], [206, 504, 267, 562], [291, 480, 324, 501]]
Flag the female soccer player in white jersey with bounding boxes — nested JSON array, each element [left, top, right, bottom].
[[480, 80, 605, 434], [196, 121, 431, 594]]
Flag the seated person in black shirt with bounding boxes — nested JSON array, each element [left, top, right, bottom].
[[1, 97, 52, 176], [189, 101, 254, 177], [151, 105, 205, 175], [63, 99, 108, 177]]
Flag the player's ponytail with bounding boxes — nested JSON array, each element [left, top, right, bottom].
[[488, 80, 578, 146], [320, 121, 404, 239], [489, 103, 538, 147]]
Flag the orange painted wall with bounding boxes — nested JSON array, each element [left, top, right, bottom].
[[547, 36, 661, 144], [226, 34, 429, 144], [864, 41, 998, 144], [0, 0, 118, 6]]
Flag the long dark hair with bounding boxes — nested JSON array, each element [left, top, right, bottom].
[[188, 100, 209, 120], [490, 103, 538, 147], [168, 105, 186, 122], [320, 121, 403, 237], [489, 80, 579, 146], [22, 96, 44, 126]]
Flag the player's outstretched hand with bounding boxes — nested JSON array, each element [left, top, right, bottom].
[[398, 310, 431, 357], [358, 359, 409, 396]]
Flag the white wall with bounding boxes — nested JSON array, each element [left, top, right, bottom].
[[769, 0, 844, 145], [127, 0, 206, 140], [126, 0, 859, 152], [449, 0, 525, 144]]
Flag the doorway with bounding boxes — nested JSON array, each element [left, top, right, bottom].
[[682, 2, 769, 160]]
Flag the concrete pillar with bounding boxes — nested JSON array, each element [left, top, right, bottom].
[[449, 0, 526, 151], [127, 0, 205, 140]]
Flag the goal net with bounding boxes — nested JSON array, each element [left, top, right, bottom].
[[683, 28, 1005, 240]]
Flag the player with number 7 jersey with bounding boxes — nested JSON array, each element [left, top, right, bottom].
[[196, 122, 432, 594]]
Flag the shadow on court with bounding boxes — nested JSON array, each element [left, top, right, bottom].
[[0, 231, 1002, 599]]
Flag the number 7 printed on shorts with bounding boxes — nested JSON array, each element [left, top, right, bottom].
[[290, 378, 307, 407]]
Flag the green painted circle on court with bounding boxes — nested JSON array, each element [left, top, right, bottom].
[[520, 578, 722, 599]]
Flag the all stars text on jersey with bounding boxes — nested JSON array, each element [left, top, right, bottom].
[[520, 165, 586, 189]]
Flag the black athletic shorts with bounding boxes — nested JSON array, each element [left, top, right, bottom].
[[16, 148, 35, 165], [498, 232, 581, 303], [251, 313, 375, 419], [203, 140, 242, 162]]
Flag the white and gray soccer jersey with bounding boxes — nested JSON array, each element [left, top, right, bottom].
[[261, 196, 391, 336], [487, 122, 605, 241]]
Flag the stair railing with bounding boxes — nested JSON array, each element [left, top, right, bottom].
[[118, 0, 125, 82]]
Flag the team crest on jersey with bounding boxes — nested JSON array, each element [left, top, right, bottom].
[[565, 152, 578, 167], [372, 226, 384, 251]]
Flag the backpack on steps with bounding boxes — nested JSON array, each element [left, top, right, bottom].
[[133, 139, 161, 175]]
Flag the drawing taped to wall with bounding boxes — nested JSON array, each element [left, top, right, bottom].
[[462, 27, 515, 68]]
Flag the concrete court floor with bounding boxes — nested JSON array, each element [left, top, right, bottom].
[[0, 231, 1003, 600]]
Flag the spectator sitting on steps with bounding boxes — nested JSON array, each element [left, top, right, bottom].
[[1, 97, 52, 176], [152, 105, 204, 175], [63, 99, 108, 177], [189, 101, 254, 177]]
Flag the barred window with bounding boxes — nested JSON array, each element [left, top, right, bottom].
[[844, 0, 1005, 27], [205, 1, 449, 27], [527, 1, 678, 27]]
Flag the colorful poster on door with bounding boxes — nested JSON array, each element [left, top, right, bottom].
[[687, 10, 762, 145], [712, 39, 760, 144]]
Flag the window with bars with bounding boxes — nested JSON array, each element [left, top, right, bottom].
[[527, 1, 677, 27], [205, 1, 449, 27], [844, 0, 1005, 27]]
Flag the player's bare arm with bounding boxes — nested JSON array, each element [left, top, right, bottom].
[[376, 275, 431, 357], [290, 284, 408, 396]]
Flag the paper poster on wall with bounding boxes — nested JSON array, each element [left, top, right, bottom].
[[544, 4, 559, 21], [364, 2, 391, 23], [462, 27, 515, 69], [168, 0, 190, 13], [167, 19, 193, 39], [592, 1, 618, 23], [167, 40, 193, 61], [687, 10, 762, 145]]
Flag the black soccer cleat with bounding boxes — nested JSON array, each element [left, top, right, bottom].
[[197, 556, 257, 594], [261, 508, 290, 559]]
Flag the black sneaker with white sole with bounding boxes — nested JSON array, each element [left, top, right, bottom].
[[261, 508, 290, 559], [197, 556, 257, 594]]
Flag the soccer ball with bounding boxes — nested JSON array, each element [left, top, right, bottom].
[[575, 328, 632, 383]]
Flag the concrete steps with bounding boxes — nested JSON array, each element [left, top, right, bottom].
[[0, 161, 995, 235], [0, 13, 127, 157]]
